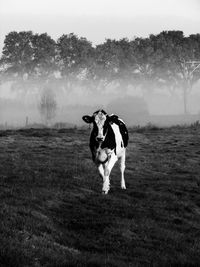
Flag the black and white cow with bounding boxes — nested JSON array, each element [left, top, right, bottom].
[[82, 109, 128, 194]]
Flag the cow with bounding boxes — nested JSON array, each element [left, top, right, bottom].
[[82, 109, 128, 194]]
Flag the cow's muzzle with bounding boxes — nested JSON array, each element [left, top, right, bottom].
[[96, 137, 104, 142]]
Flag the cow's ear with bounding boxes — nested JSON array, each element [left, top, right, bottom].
[[108, 115, 118, 123], [82, 115, 93, 124]]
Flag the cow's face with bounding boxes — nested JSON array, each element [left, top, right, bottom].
[[82, 110, 109, 142], [93, 110, 108, 142]]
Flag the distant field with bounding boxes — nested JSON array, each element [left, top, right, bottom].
[[0, 126, 200, 266]]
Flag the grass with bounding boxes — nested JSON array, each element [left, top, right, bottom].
[[0, 127, 200, 266]]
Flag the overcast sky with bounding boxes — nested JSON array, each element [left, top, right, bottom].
[[0, 0, 200, 53]]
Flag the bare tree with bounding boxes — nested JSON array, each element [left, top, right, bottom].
[[39, 86, 57, 126]]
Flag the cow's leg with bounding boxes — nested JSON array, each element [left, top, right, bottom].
[[98, 164, 109, 194], [97, 164, 104, 179], [120, 149, 126, 189], [102, 154, 118, 194]]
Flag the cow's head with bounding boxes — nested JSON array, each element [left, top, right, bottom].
[[82, 110, 118, 143]]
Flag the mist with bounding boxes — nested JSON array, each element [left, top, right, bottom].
[[1, 77, 200, 128]]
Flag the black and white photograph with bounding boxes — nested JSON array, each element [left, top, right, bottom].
[[0, 0, 200, 266]]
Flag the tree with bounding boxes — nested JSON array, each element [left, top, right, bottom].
[[0, 31, 57, 97], [57, 33, 94, 90], [38, 86, 57, 126], [150, 31, 200, 114], [177, 35, 200, 114], [93, 38, 132, 94], [1, 31, 34, 79], [129, 37, 162, 93], [31, 33, 57, 78]]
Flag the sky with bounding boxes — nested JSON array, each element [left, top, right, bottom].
[[0, 0, 200, 54]]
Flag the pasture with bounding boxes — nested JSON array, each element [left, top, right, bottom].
[[0, 126, 200, 266]]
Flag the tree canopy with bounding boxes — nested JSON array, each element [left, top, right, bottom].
[[0, 30, 200, 114]]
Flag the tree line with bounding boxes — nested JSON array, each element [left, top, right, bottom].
[[0, 30, 200, 116]]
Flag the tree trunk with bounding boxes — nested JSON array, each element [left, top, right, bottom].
[[183, 80, 193, 115], [183, 86, 188, 115]]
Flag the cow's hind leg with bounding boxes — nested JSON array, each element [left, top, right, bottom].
[[120, 150, 126, 189]]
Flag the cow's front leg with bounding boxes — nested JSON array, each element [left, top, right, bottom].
[[102, 176, 110, 194], [102, 154, 118, 194], [97, 164, 109, 194], [97, 164, 104, 179]]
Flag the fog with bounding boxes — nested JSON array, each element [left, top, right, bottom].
[[1, 78, 200, 128]]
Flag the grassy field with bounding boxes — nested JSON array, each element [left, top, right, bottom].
[[0, 126, 200, 266]]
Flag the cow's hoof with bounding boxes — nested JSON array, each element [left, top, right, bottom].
[[102, 190, 109, 195], [121, 185, 126, 190]]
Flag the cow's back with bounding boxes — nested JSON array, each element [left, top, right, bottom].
[[110, 117, 128, 148], [117, 119, 128, 148]]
